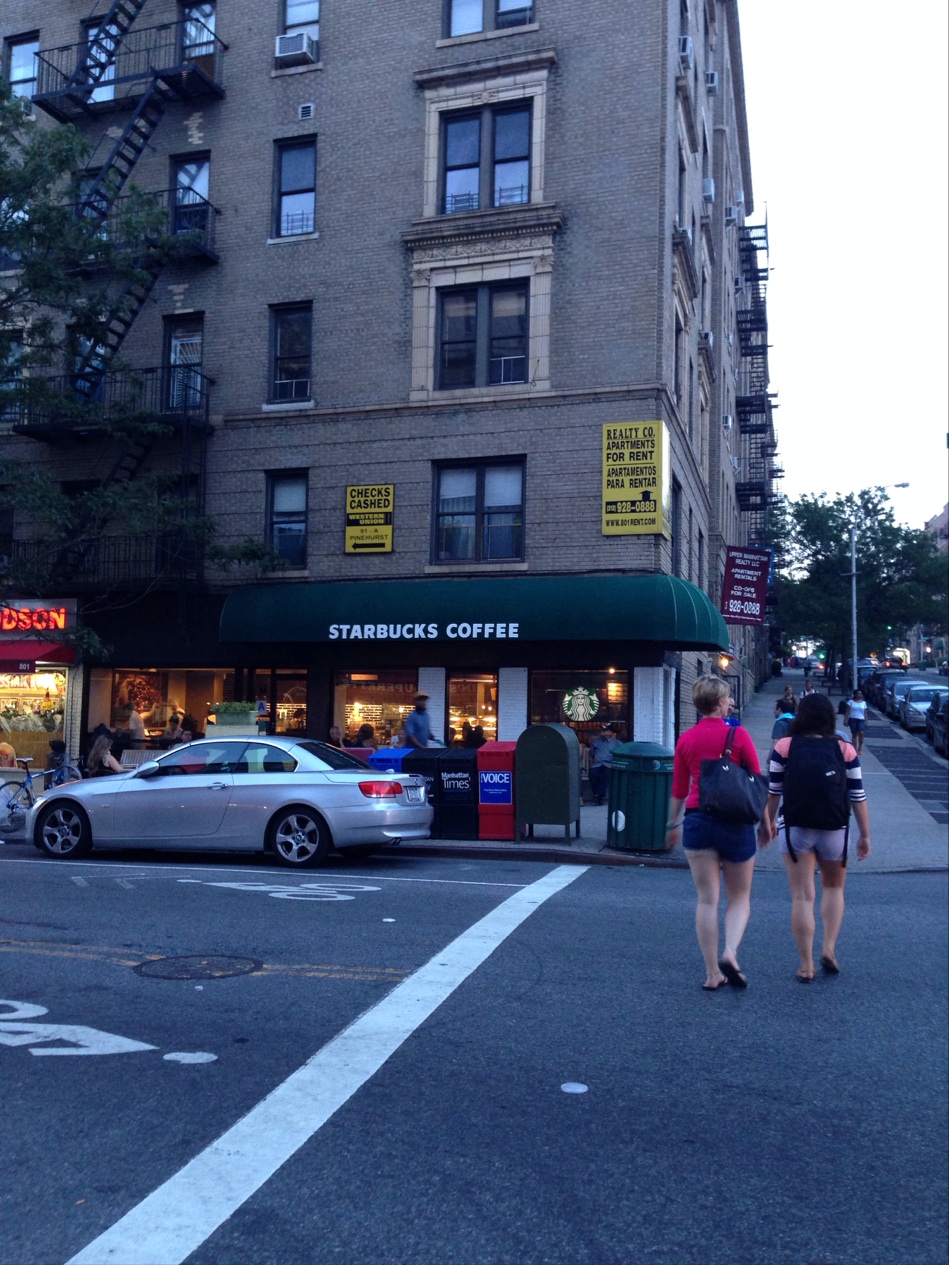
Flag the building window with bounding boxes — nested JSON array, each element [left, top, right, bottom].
[[434, 461, 524, 563], [285, 0, 319, 37], [172, 155, 211, 235], [0, 334, 23, 422], [437, 282, 527, 389], [274, 139, 316, 237], [6, 35, 39, 107], [670, 481, 682, 577], [181, 3, 216, 62], [442, 104, 530, 214], [164, 315, 204, 410], [82, 20, 116, 103], [269, 304, 312, 402], [267, 472, 308, 568], [446, 0, 534, 38]]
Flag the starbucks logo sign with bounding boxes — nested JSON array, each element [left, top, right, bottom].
[[562, 687, 600, 722]]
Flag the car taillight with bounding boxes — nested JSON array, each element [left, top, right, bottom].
[[358, 780, 404, 798]]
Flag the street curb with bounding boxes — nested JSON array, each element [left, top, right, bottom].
[[392, 843, 684, 867]]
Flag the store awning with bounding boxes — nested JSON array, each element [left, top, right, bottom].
[[220, 575, 729, 651], [0, 640, 76, 669]]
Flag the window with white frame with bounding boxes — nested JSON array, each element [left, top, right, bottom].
[[434, 461, 524, 563], [285, 0, 319, 37], [6, 35, 39, 108], [274, 138, 316, 236], [267, 472, 308, 568], [269, 304, 312, 402], [446, 0, 534, 39]]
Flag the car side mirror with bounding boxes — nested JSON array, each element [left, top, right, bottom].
[[134, 762, 162, 779]]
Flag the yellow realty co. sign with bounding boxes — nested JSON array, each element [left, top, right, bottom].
[[345, 484, 394, 553], [601, 421, 670, 536]]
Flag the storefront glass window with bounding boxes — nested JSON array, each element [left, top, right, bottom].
[[0, 669, 67, 765], [88, 668, 248, 746], [448, 673, 497, 746], [333, 672, 417, 747], [272, 674, 307, 736], [530, 669, 629, 742]]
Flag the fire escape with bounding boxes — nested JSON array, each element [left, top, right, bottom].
[[13, 0, 226, 587], [734, 222, 782, 547]]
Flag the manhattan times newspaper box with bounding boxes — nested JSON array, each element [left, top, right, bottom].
[[403, 748, 479, 839], [477, 741, 517, 840]]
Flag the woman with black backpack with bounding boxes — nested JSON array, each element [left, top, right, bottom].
[[762, 693, 872, 982]]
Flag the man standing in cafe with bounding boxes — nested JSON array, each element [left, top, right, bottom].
[[403, 693, 433, 750], [589, 721, 621, 805]]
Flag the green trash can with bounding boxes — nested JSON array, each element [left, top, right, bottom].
[[606, 741, 674, 851]]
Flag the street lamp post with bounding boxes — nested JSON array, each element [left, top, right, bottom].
[[849, 483, 909, 691]]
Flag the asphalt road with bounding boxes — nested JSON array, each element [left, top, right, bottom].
[[2, 851, 946, 1265]]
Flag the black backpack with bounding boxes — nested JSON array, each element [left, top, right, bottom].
[[782, 736, 850, 862]]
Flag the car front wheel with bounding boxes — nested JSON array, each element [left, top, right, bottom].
[[35, 802, 93, 859], [268, 807, 330, 868]]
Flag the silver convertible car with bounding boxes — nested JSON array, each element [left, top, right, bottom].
[[27, 737, 432, 866]]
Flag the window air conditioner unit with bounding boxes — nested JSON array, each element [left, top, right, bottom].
[[706, 71, 718, 95], [702, 177, 715, 204], [678, 36, 694, 74], [725, 204, 738, 227], [722, 414, 733, 431], [735, 188, 745, 205], [275, 32, 318, 65], [727, 330, 734, 346], [731, 456, 741, 472], [701, 329, 714, 348]]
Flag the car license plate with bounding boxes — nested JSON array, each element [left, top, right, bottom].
[[405, 785, 422, 803]]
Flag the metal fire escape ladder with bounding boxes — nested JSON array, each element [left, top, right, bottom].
[[77, 80, 171, 227], [61, 0, 148, 102]]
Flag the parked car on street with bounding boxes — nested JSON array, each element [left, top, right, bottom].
[[899, 684, 947, 732], [932, 698, 949, 757], [885, 677, 930, 720], [865, 668, 907, 710], [27, 736, 433, 866], [925, 690, 949, 743]]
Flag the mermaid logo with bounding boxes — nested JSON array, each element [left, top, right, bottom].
[[562, 687, 599, 722]]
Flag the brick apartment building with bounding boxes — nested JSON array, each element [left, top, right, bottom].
[[0, 0, 780, 757]]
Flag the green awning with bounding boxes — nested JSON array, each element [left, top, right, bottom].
[[220, 574, 728, 650]]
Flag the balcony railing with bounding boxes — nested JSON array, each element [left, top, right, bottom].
[[8, 367, 212, 439], [9, 532, 203, 587], [34, 20, 226, 118], [80, 188, 219, 260]]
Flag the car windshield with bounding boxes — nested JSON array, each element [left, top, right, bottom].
[[907, 688, 940, 703], [296, 741, 369, 770]]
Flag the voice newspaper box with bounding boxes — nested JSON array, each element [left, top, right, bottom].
[[477, 741, 517, 841]]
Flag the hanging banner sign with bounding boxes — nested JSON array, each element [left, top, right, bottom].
[[345, 485, 393, 554], [721, 546, 772, 625], [601, 422, 670, 535]]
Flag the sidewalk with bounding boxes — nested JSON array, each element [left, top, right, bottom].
[[400, 669, 949, 874]]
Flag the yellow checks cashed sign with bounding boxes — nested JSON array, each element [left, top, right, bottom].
[[601, 421, 670, 536], [345, 484, 394, 553]]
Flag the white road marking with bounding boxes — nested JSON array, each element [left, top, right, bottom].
[[0, 1001, 156, 1057], [65, 864, 587, 1265], [0, 858, 526, 887], [163, 1052, 217, 1064], [71, 876, 89, 888], [176, 880, 381, 901]]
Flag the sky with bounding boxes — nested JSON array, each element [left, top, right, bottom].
[[736, 3, 948, 530]]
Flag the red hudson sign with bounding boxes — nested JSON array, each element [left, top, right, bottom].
[[0, 603, 74, 634]]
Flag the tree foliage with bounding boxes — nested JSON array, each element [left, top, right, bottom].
[[0, 87, 212, 650], [772, 488, 947, 666]]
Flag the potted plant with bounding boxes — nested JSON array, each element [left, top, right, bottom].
[[207, 701, 257, 733]]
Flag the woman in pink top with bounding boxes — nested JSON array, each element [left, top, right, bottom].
[[666, 676, 772, 991]]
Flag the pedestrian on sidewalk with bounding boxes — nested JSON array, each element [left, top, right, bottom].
[[588, 722, 620, 804], [844, 688, 868, 753], [665, 676, 772, 991], [762, 692, 872, 982]]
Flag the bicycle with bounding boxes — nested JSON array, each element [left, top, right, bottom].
[[0, 756, 84, 834]]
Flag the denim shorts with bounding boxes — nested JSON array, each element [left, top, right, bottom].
[[682, 810, 757, 863], [849, 719, 866, 733]]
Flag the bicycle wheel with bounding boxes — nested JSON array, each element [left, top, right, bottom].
[[0, 780, 34, 833]]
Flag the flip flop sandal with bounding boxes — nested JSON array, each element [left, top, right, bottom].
[[718, 960, 748, 989]]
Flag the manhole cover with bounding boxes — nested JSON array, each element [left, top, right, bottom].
[[134, 955, 263, 980]]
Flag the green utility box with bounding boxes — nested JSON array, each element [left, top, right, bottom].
[[515, 723, 581, 840], [606, 741, 674, 851]]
